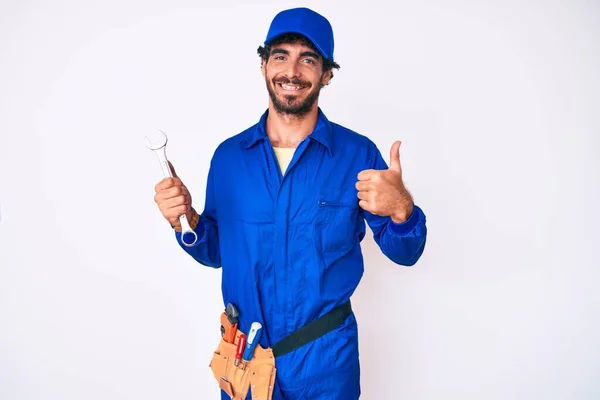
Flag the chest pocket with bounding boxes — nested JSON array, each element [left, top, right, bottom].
[[314, 187, 359, 257]]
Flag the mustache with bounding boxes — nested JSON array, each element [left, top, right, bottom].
[[273, 77, 311, 87]]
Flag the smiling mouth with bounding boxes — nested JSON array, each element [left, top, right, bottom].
[[277, 82, 307, 91]]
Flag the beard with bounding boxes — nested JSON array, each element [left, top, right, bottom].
[[266, 74, 322, 117]]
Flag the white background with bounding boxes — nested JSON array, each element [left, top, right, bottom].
[[1, 0, 599, 399]]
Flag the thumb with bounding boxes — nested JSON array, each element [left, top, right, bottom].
[[168, 161, 178, 178], [389, 140, 402, 172]]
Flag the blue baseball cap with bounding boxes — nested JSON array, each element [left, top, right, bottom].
[[264, 7, 335, 61]]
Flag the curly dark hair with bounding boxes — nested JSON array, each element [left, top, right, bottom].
[[257, 33, 341, 80]]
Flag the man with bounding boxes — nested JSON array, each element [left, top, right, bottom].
[[153, 7, 427, 399]]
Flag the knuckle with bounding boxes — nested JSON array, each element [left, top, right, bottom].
[[161, 188, 172, 198], [167, 177, 178, 187], [160, 188, 172, 199]]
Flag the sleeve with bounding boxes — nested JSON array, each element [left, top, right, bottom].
[[361, 142, 428, 266], [174, 161, 221, 268]]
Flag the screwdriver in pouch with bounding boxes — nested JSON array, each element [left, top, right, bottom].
[[234, 334, 247, 367], [241, 322, 263, 370]]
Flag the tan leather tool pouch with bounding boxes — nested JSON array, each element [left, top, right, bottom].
[[209, 327, 277, 400]]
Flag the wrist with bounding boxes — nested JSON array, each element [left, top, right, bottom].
[[390, 202, 413, 224]]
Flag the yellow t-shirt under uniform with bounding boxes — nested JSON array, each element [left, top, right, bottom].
[[273, 147, 296, 175]]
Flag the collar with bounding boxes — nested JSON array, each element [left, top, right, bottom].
[[239, 107, 334, 156]]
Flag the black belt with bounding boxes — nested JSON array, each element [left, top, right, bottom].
[[271, 300, 353, 358]]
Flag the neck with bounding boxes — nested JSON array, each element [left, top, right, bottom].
[[265, 103, 319, 148]]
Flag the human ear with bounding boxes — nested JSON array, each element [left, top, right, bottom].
[[321, 69, 332, 86]]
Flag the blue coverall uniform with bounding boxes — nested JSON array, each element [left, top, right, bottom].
[[176, 108, 428, 399]]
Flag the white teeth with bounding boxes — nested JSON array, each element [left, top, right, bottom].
[[281, 84, 301, 90]]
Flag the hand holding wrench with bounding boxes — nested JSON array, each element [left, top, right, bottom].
[[145, 129, 198, 247]]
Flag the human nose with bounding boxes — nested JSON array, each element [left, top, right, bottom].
[[283, 59, 300, 79]]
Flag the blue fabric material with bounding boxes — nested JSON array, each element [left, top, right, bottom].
[[264, 7, 335, 60], [176, 108, 427, 399]]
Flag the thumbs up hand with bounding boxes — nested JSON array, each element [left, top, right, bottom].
[[356, 141, 414, 223]]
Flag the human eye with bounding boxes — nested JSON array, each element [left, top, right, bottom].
[[272, 55, 286, 62]]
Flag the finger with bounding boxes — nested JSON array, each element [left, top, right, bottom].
[[355, 181, 371, 191], [154, 185, 187, 203], [358, 199, 371, 211], [161, 196, 190, 214], [155, 177, 182, 192], [357, 169, 375, 181], [168, 161, 178, 178], [163, 185, 188, 199], [155, 177, 175, 192], [389, 140, 402, 172], [357, 190, 370, 201], [165, 205, 190, 222]]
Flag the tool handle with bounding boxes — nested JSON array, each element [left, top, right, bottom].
[[160, 159, 172, 178], [154, 147, 173, 178], [235, 334, 247, 362], [243, 322, 263, 362], [224, 323, 237, 343], [221, 313, 233, 343]]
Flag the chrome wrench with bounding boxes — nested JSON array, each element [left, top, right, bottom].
[[145, 129, 197, 246]]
